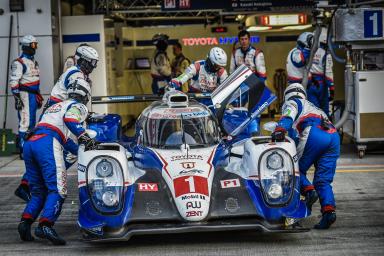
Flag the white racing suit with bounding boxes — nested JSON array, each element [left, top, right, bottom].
[[230, 46, 267, 82], [309, 46, 334, 115], [9, 53, 42, 148], [286, 46, 311, 84], [170, 60, 228, 93], [46, 65, 88, 108], [151, 50, 172, 94], [22, 100, 88, 225]]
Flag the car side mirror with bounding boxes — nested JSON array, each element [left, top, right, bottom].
[[263, 121, 277, 132]]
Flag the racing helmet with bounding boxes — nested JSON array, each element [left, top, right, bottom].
[[205, 47, 227, 73], [75, 46, 99, 75], [20, 35, 38, 55], [297, 32, 313, 49], [284, 83, 306, 101], [67, 78, 91, 105], [152, 33, 169, 51]]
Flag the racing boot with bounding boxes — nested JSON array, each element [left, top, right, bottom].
[[35, 225, 66, 246], [18, 219, 34, 242], [314, 211, 336, 229], [14, 182, 31, 202], [305, 190, 319, 212]]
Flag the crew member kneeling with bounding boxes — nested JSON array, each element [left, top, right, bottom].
[[272, 83, 339, 229], [18, 78, 98, 245]]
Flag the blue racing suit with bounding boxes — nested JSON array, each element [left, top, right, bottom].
[[21, 100, 88, 225], [309, 46, 334, 116], [275, 97, 340, 214], [9, 53, 42, 148]]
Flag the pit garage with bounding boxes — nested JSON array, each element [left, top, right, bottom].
[[0, 0, 383, 254]]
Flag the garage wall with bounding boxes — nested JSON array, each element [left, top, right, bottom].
[[111, 24, 345, 123], [62, 15, 108, 114], [0, 0, 58, 133]]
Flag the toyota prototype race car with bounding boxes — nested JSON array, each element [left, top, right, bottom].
[[79, 65, 310, 241]]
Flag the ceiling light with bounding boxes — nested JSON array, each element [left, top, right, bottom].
[[236, 14, 245, 21], [281, 24, 313, 30], [247, 26, 272, 32]]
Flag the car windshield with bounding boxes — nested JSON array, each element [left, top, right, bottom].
[[142, 114, 220, 149]]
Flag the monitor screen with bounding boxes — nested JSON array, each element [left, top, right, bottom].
[[135, 58, 151, 69]]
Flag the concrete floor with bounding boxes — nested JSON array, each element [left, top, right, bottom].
[[0, 145, 383, 255]]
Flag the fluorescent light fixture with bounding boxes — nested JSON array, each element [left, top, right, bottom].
[[260, 14, 307, 26], [281, 24, 313, 30], [247, 26, 272, 32]]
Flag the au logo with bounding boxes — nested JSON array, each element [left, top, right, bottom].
[[180, 162, 195, 169]]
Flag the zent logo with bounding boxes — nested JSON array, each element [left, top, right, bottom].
[[186, 211, 203, 217]]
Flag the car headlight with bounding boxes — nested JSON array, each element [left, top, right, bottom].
[[259, 149, 294, 206], [267, 152, 283, 170], [96, 159, 113, 177], [87, 156, 124, 213]]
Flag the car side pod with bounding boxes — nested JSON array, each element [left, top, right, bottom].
[[77, 143, 144, 237], [226, 134, 309, 225]]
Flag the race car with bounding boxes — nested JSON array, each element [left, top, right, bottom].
[[79, 66, 310, 241]]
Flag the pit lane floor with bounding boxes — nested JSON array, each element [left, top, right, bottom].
[[0, 146, 383, 256]]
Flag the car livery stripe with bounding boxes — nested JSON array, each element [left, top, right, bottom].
[[153, 150, 172, 179], [207, 146, 218, 177]]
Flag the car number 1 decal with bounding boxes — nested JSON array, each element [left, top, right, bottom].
[[173, 176, 209, 197]]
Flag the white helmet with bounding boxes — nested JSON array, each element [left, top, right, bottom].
[[20, 35, 38, 46], [208, 47, 227, 67], [297, 32, 313, 49], [284, 83, 306, 101], [67, 78, 91, 105], [319, 27, 328, 45], [75, 46, 99, 74]]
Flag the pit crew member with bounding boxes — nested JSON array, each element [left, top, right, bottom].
[[230, 30, 267, 82], [151, 33, 172, 94], [62, 43, 90, 73], [286, 32, 313, 84], [309, 27, 334, 116], [14, 45, 99, 202], [17, 78, 99, 245], [9, 35, 43, 152], [271, 83, 340, 229], [44, 45, 98, 109], [169, 47, 228, 94]]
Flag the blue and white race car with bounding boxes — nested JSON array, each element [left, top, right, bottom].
[[78, 66, 310, 241]]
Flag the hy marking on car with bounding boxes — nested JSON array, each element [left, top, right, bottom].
[[137, 183, 158, 192]]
